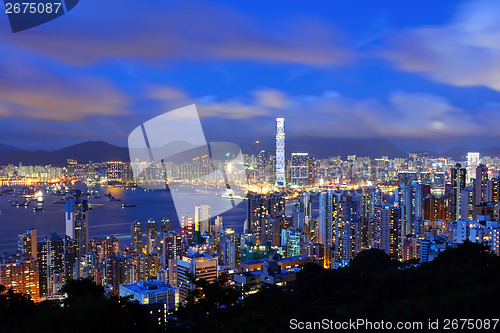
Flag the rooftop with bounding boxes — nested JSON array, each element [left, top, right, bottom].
[[120, 280, 177, 294]]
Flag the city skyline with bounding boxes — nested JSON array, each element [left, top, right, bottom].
[[3, 0, 500, 330]]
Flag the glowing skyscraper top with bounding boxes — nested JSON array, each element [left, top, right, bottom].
[[276, 118, 285, 186], [467, 152, 480, 184]]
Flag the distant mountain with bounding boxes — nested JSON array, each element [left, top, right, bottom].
[[4, 139, 500, 166], [242, 137, 407, 159], [0, 143, 20, 154], [0, 141, 129, 166]]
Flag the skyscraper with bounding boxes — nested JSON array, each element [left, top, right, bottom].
[[37, 232, 64, 295], [290, 153, 309, 186], [276, 117, 285, 187], [399, 181, 423, 237], [373, 205, 400, 260], [131, 220, 143, 254], [318, 191, 335, 268], [467, 152, 480, 184], [307, 156, 316, 185], [146, 219, 158, 254], [160, 219, 172, 237], [17, 228, 37, 259], [195, 205, 211, 235], [65, 190, 89, 259], [475, 164, 489, 205], [247, 194, 285, 245], [161, 230, 182, 286], [333, 195, 359, 267], [181, 214, 194, 236], [177, 254, 218, 303], [218, 228, 240, 269], [451, 163, 466, 221], [0, 255, 40, 302], [281, 228, 302, 258]]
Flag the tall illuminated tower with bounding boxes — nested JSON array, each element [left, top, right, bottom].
[[467, 152, 480, 184], [276, 117, 285, 186]]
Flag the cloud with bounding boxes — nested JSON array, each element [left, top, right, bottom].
[[381, 0, 500, 91], [0, 0, 354, 67], [148, 85, 500, 140], [0, 71, 129, 122]]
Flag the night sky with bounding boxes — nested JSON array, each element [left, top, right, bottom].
[[1, 0, 500, 152]]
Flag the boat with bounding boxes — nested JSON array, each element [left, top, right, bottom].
[[121, 204, 136, 208], [109, 196, 121, 202], [33, 207, 45, 211]]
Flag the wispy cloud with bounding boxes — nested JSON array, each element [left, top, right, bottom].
[[0, 0, 354, 67], [148, 85, 500, 140], [0, 64, 129, 122], [381, 0, 500, 91]]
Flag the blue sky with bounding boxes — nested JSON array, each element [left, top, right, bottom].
[[1, 0, 500, 151]]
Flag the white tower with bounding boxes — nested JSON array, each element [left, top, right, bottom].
[[276, 118, 285, 186]]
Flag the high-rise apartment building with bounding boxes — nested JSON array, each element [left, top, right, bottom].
[[467, 152, 480, 184], [177, 254, 218, 303], [146, 219, 158, 254], [333, 196, 359, 268], [399, 181, 423, 237], [131, 220, 143, 254], [247, 194, 285, 245], [65, 190, 89, 259], [17, 228, 37, 259], [475, 164, 489, 205], [195, 205, 211, 235], [0, 255, 40, 302], [37, 232, 64, 296], [290, 153, 309, 186], [218, 229, 240, 269], [373, 205, 400, 260], [318, 191, 335, 267], [451, 163, 466, 220], [307, 156, 316, 185]]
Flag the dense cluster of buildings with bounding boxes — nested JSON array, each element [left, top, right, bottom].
[[2, 118, 500, 324]]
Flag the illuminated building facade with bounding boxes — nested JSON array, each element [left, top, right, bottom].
[[17, 228, 37, 258], [106, 161, 124, 183], [131, 220, 143, 254], [373, 205, 400, 260], [177, 254, 217, 303], [146, 219, 158, 254], [467, 152, 480, 184], [195, 205, 211, 235], [475, 164, 489, 205], [291, 153, 309, 186], [0, 255, 40, 302], [275, 117, 285, 186], [37, 232, 64, 296], [65, 190, 89, 259], [318, 191, 335, 267], [451, 163, 466, 221]]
